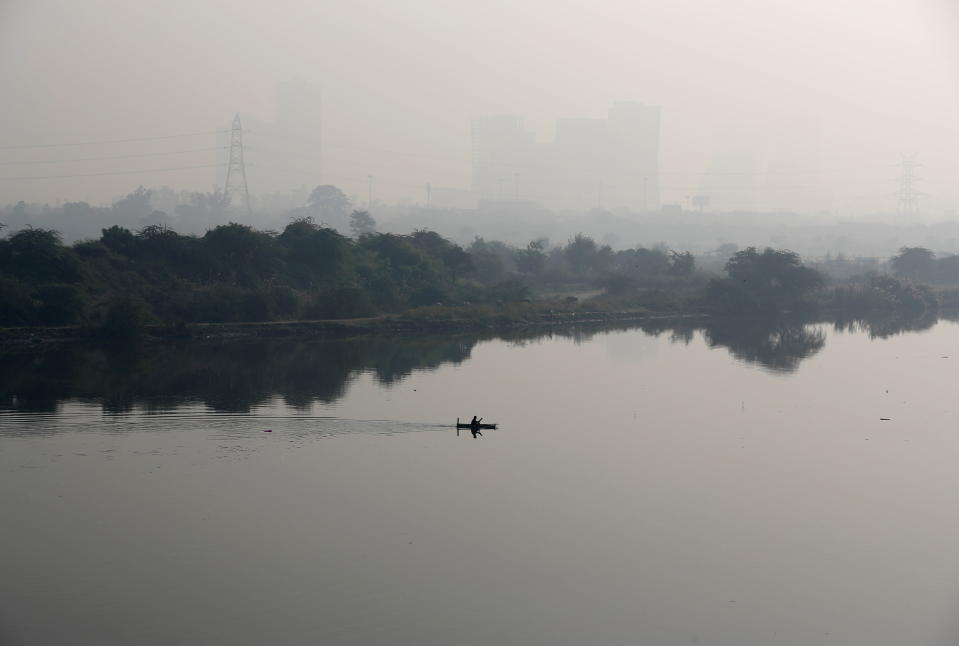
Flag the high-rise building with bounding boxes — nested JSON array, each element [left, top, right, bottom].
[[471, 102, 660, 212], [276, 78, 322, 136], [471, 115, 536, 202]]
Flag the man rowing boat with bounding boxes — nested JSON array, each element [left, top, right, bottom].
[[470, 415, 483, 437]]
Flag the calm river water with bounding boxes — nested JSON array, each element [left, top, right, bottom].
[[2, 317, 959, 645]]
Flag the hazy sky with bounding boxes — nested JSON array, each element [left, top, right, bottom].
[[1, 0, 957, 214]]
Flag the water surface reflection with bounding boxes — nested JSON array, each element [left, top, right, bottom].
[[0, 311, 943, 416], [3, 314, 959, 646]]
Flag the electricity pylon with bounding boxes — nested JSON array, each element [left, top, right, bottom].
[[224, 113, 252, 216]]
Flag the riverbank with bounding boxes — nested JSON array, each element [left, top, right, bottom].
[[0, 303, 698, 345], [3, 278, 954, 346]]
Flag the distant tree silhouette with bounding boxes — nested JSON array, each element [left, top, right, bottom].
[[616, 247, 671, 278], [565, 233, 598, 273], [716, 242, 739, 259], [516, 239, 546, 275], [308, 185, 351, 229], [468, 237, 512, 284], [891, 247, 935, 282], [933, 254, 959, 284], [349, 210, 377, 237], [187, 188, 230, 219], [112, 185, 153, 220], [705, 247, 823, 312], [441, 245, 473, 281], [728, 247, 821, 291], [668, 251, 695, 277], [62, 201, 94, 220]]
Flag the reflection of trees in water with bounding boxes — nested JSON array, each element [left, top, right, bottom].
[[0, 324, 676, 414], [668, 327, 696, 345], [637, 316, 827, 373], [2, 325, 624, 414], [0, 344, 88, 413], [516, 317, 825, 373], [656, 309, 940, 372], [831, 310, 938, 340], [0, 336, 477, 414], [1, 310, 948, 412], [700, 319, 826, 373], [364, 338, 474, 385], [636, 318, 698, 345]]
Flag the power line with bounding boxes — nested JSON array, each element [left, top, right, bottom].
[[0, 163, 224, 181], [0, 130, 226, 151], [251, 164, 423, 189], [250, 148, 892, 191], [251, 131, 891, 178], [0, 127, 890, 180], [0, 124, 910, 213], [253, 162, 876, 206], [0, 146, 225, 166]]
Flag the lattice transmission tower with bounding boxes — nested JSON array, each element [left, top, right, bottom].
[[896, 153, 921, 220], [224, 113, 252, 216]]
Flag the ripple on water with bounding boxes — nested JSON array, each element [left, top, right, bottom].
[[0, 403, 451, 440]]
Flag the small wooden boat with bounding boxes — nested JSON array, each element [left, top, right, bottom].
[[456, 418, 498, 430]]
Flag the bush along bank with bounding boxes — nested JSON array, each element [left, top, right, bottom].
[[0, 222, 949, 343]]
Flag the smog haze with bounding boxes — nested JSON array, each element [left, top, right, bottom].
[[1, 0, 957, 215]]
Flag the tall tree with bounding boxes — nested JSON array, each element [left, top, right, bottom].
[[349, 210, 376, 237], [706, 247, 824, 312], [890, 247, 935, 282], [565, 233, 598, 274], [308, 185, 352, 229], [112, 185, 153, 220]]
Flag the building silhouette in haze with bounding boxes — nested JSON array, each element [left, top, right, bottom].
[[472, 102, 660, 212]]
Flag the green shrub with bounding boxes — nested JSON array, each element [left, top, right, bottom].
[[268, 286, 300, 319], [0, 276, 36, 325], [306, 287, 374, 319], [485, 280, 531, 303], [409, 285, 448, 307], [37, 284, 85, 325], [100, 295, 148, 340]]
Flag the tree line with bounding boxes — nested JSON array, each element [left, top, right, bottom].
[[0, 215, 704, 331], [0, 186, 952, 333]]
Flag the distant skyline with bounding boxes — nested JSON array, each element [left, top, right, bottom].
[[472, 103, 660, 211], [1, 0, 957, 216]]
